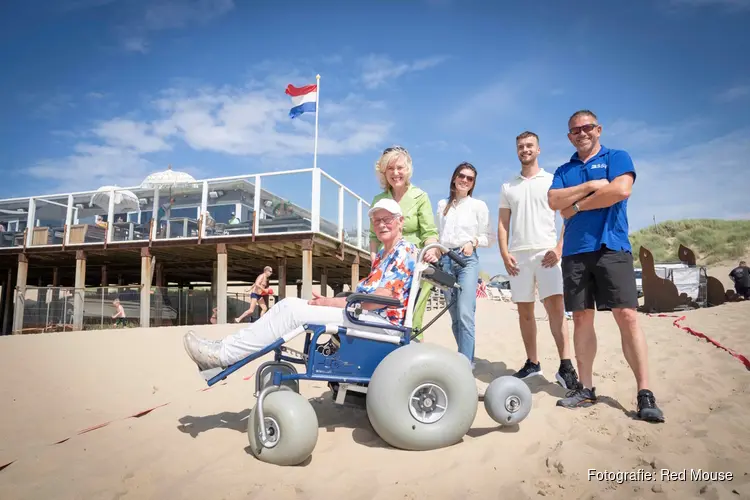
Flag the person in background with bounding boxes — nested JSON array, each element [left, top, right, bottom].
[[476, 278, 488, 299], [729, 260, 750, 299], [112, 298, 127, 327], [369, 146, 440, 335], [228, 212, 240, 225], [548, 109, 664, 423], [157, 198, 174, 238], [235, 266, 273, 323], [497, 131, 578, 391], [435, 162, 490, 394]]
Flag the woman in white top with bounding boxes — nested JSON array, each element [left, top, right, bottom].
[[436, 162, 490, 372]]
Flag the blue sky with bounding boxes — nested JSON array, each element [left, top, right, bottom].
[[1, 0, 749, 277]]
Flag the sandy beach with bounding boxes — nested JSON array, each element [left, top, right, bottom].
[[1, 287, 748, 499]]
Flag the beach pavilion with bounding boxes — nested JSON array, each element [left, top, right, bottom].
[[0, 166, 372, 334]]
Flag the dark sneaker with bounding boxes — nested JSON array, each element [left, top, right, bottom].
[[555, 363, 579, 390], [637, 389, 665, 423], [556, 383, 597, 408], [513, 359, 543, 380]]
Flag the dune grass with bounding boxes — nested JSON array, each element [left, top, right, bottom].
[[629, 219, 750, 267]]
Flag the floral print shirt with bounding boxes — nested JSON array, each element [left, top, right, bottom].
[[355, 238, 418, 325]]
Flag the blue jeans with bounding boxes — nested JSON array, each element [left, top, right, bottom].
[[440, 250, 479, 363]]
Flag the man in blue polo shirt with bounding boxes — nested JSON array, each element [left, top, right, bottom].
[[547, 109, 664, 423]]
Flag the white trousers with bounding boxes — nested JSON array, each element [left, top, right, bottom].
[[219, 297, 398, 365]]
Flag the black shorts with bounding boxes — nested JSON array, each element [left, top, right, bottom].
[[562, 247, 639, 311]]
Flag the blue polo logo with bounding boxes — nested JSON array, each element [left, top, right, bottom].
[[590, 163, 607, 169]]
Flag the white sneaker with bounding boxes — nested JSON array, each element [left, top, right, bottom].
[[183, 331, 224, 371]]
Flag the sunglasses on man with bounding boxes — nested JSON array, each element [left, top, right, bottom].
[[569, 123, 599, 135]]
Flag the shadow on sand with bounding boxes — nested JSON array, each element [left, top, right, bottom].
[[177, 409, 250, 438], [472, 357, 569, 398], [471, 357, 641, 420], [176, 389, 388, 449], [175, 374, 642, 465]]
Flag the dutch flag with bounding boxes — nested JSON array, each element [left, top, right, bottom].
[[285, 83, 317, 119]]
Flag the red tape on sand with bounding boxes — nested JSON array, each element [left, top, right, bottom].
[[0, 371, 255, 475], [648, 313, 750, 370], [672, 316, 750, 370]]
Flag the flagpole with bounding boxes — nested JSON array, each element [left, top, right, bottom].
[[313, 74, 320, 170]]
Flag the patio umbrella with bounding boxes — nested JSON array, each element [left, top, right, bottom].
[[89, 186, 140, 213], [139, 165, 200, 194]]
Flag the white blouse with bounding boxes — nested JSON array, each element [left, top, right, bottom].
[[436, 196, 490, 249]]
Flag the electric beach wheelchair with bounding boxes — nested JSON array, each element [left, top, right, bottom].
[[201, 243, 533, 466]]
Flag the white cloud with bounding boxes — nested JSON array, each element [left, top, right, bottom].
[[147, 85, 390, 156], [627, 128, 750, 230], [359, 54, 447, 89], [28, 145, 157, 193], [445, 62, 550, 127], [123, 36, 149, 53], [604, 118, 703, 152], [22, 92, 76, 119], [716, 84, 750, 102], [142, 0, 234, 30], [117, 0, 235, 53], [93, 119, 172, 153], [415, 140, 472, 155], [448, 80, 517, 125], [26, 80, 392, 191]]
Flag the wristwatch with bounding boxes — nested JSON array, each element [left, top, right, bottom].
[[573, 202, 581, 214]]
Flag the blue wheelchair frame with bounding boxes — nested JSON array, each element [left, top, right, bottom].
[[203, 243, 467, 395]]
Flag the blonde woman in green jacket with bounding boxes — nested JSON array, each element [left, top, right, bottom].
[[369, 146, 440, 335]]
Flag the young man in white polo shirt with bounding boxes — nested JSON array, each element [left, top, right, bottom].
[[497, 131, 578, 390]]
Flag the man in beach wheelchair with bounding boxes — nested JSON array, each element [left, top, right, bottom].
[[183, 198, 534, 467]]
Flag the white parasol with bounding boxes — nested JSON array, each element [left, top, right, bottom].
[[139, 165, 200, 193], [89, 186, 140, 213]]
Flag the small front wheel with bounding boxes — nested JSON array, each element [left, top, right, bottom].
[[247, 390, 318, 466], [483, 376, 533, 426]]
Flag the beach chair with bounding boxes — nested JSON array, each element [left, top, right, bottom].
[[200, 243, 534, 466]]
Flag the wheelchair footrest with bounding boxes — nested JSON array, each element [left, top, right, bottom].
[[199, 366, 224, 382], [330, 382, 368, 408]]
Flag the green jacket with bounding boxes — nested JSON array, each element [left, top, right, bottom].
[[369, 184, 439, 249]]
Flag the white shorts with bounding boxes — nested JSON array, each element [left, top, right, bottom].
[[508, 248, 563, 303]]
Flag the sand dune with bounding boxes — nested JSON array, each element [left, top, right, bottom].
[[0, 296, 748, 499]]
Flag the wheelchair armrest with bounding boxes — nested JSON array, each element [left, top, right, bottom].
[[345, 292, 401, 308]]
